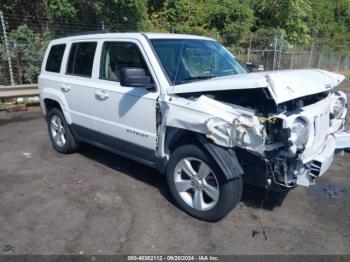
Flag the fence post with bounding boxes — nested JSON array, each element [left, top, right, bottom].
[[0, 10, 14, 86], [336, 56, 341, 71], [277, 34, 284, 69], [308, 30, 316, 68], [308, 42, 314, 68], [272, 36, 277, 70], [247, 36, 252, 63], [247, 47, 250, 63], [317, 53, 322, 69], [290, 49, 294, 69]]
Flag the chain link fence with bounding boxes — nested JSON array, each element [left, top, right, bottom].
[[247, 47, 350, 72], [1, 12, 350, 86], [0, 12, 109, 86], [0, 57, 12, 85], [245, 34, 350, 72]]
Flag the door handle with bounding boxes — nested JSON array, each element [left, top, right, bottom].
[[95, 90, 109, 100], [60, 84, 71, 92]]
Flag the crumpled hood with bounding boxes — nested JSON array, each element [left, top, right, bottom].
[[169, 69, 345, 104]]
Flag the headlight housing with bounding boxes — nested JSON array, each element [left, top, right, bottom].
[[333, 96, 346, 119], [291, 118, 309, 150]]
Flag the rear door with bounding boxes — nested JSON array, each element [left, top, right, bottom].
[[61, 41, 97, 131], [92, 39, 159, 164], [39, 42, 67, 111]]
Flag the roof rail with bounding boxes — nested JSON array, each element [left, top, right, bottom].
[[56, 30, 111, 39]]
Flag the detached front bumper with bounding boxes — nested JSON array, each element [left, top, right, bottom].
[[296, 130, 350, 187], [335, 130, 350, 150]]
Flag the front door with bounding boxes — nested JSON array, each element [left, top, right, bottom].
[[93, 40, 159, 163]]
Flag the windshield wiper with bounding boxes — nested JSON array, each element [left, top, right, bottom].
[[179, 75, 216, 83]]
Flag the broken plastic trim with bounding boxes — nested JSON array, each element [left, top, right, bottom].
[[165, 95, 267, 155]]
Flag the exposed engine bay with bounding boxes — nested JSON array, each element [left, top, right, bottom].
[[177, 88, 330, 115]]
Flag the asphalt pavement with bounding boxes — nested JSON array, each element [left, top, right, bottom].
[[0, 95, 349, 255]]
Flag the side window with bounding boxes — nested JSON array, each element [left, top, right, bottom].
[[45, 44, 66, 73], [66, 42, 97, 77], [100, 42, 149, 81]]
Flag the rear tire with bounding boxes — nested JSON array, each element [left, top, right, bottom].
[[166, 144, 242, 222], [47, 108, 80, 154]]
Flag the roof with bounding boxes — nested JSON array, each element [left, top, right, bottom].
[[144, 32, 213, 40], [50, 32, 214, 43]]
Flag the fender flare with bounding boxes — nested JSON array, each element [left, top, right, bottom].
[[197, 135, 243, 180], [41, 87, 72, 124]]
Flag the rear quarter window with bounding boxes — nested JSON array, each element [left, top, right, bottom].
[[66, 42, 97, 77], [45, 44, 66, 73]]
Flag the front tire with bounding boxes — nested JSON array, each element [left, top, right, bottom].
[[47, 108, 80, 154], [166, 144, 242, 222]]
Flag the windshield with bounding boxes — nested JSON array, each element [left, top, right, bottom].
[[150, 39, 246, 85]]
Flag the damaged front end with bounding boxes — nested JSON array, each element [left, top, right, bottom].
[[264, 90, 349, 188], [202, 96, 266, 154], [164, 69, 350, 190], [164, 94, 267, 155]]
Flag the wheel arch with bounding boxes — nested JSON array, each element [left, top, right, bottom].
[[164, 127, 201, 155], [40, 88, 72, 124], [44, 98, 62, 112], [163, 127, 243, 180]]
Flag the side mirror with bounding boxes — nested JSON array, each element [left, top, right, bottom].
[[246, 63, 264, 73], [120, 67, 154, 89]]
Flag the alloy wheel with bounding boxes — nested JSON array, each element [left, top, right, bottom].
[[173, 157, 220, 211], [50, 115, 66, 147]]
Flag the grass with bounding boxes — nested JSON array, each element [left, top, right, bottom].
[[341, 71, 350, 80], [340, 80, 350, 89], [336, 69, 350, 78], [342, 71, 350, 89], [329, 69, 350, 89]]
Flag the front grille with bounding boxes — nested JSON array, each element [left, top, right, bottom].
[[312, 113, 329, 151], [296, 96, 331, 163]]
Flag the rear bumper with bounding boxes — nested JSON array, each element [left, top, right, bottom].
[[296, 130, 350, 187]]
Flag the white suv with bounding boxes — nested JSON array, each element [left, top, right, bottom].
[[39, 33, 350, 221]]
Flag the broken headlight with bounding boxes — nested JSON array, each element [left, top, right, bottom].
[[291, 118, 309, 150]]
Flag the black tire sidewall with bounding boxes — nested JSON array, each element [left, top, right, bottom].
[[166, 144, 242, 222], [47, 108, 78, 154]]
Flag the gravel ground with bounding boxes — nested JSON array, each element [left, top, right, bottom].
[[0, 89, 349, 255]]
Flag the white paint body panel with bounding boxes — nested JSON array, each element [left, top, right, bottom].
[[334, 131, 350, 149], [90, 38, 159, 150], [164, 95, 265, 154], [92, 80, 158, 149], [58, 76, 96, 130], [38, 33, 349, 188], [169, 69, 345, 104], [39, 34, 167, 151]]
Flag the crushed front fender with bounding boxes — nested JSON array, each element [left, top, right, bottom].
[[165, 95, 266, 155]]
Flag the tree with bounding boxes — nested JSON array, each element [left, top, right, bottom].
[[0, 0, 150, 34], [0, 25, 49, 84], [309, 0, 350, 38], [150, 0, 255, 46], [252, 0, 311, 45], [150, 0, 200, 32], [206, 0, 255, 46]]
